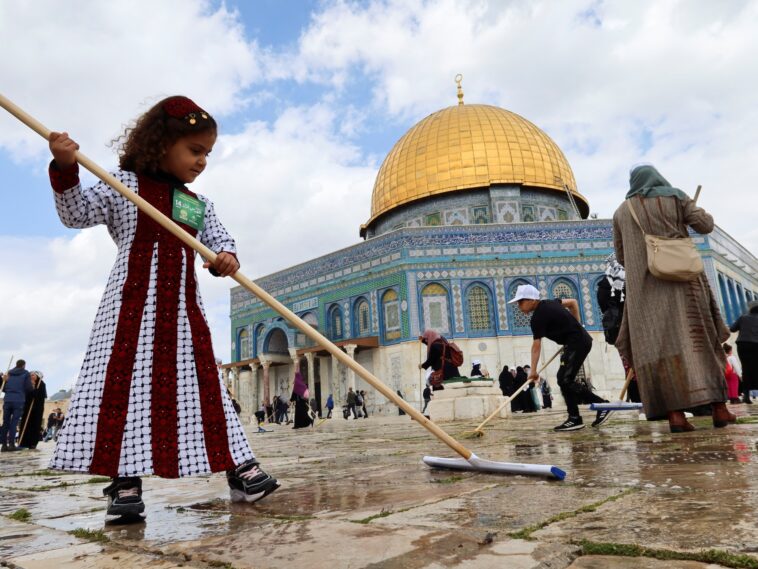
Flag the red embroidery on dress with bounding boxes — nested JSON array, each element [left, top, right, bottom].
[[151, 230, 182, 478], [185, 256, 235, 472], [89, 216, 154, 476]]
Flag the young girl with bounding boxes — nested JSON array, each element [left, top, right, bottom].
[[47, 96, 279, 518]]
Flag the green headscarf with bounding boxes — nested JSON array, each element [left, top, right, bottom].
[[626, 165, 688, 200]]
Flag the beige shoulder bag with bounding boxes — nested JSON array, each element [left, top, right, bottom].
[[626, 200, 704, 282]]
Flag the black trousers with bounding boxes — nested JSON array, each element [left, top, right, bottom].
[[737, 342, 758, 390], [557, 339, 606, 418]]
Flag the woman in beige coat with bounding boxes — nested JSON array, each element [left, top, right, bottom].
[[613, 165, 734, 433]]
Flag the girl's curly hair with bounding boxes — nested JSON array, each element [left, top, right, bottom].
[[114, 96, 217, 174]]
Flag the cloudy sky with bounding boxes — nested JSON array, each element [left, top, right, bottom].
[[1, 0, 756, 394]]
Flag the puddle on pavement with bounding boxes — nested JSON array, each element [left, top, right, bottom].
[[1, 408, 757, 560]]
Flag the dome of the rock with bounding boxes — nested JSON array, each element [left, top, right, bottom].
[[362, 103, 589, 234]]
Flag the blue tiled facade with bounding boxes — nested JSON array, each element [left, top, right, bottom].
[[229, 219, 758, 362]]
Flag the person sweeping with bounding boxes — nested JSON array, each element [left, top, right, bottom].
[[509, 284, 611, 431], [46, 96, 279, 519]]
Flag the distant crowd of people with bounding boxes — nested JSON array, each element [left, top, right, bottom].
[[251, 371, 372, 432], [1, 359, 63, 452]]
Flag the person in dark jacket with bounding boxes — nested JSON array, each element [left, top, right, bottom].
[[422, 385, 433, 414], [419, 329, 460, 390], [19, 371, 47, 449], [1, 359, 33, 452], [44, 408, 64, 442], [325, 394, 334, 418], [731, 300, 758, 403], [345, 388, 359, 419]]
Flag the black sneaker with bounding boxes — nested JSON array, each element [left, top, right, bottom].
[[553, 417, 585, 432], [103, 477, 145, 517], [227, 460, 280, 503], [592, 409, 614, 427]]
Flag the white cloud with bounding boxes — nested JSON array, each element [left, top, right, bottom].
[[196, 103, 376, 276], [0, 0, 260, 166], [282, 0, 758, 250], [0, 231, 114, 389]]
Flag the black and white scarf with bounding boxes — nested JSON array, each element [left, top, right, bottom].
[[605, 253, 625, 301]]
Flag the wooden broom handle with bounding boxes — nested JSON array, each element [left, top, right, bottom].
[[0, 93, 474, 461], [472, 348, 563, 433], [0, 355, 12, 392], [618, 367, 635, 401]]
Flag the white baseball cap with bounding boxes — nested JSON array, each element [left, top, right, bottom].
[[508, 284, 541, 304]]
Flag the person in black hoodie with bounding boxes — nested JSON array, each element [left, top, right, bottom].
[[1, 359, 33, 452], [514, 366, 536, 413], [498, 366, 521, 412]]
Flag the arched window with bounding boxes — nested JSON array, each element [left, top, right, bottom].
[[354, 298, 371, 337], [466, 283, 494, 333], [298, 312, 319, 347], [302, 312, 319, 329], [551, 278, 578, 300], [253, 324, 264, 358], [382, 289, 401, 341], [421, 283, 450, 334], [718, 273, 732, 321], [238, 327, 251, 360], [508, 279, 533, 332], [328, 305, 343, 340], [264, 327, 289, 354], [727, 279, 740, 324], [736, 283, 747, 314]]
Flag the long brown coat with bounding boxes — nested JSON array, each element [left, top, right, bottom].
[[613, 195, 729, 420]]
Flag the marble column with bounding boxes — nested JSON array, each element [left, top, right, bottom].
[[345, 344, 357, 391], [305, 352, 316, 401], [329, 354, 342, 404], [232, 367, 240, 402], [261, 359, 271, 404], [289, 349, 300, 397], [318, 355, 331, 400], [249, 362, 259, 411]]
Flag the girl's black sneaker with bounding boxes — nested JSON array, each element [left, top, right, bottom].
[[227, 460, 280, 503], [103, 477, 145, 517]]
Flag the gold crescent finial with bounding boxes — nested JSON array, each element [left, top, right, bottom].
[[455, 74, 464, 105]]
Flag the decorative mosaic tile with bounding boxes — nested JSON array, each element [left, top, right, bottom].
[[452, 283, 464, 333]]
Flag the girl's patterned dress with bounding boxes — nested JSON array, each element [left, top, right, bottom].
[[49, 164, 254, 478]]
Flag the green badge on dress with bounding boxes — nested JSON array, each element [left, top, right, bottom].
[[172, 188, 206, 231]]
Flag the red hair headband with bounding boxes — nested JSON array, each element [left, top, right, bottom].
[[163, 96, 210, 125]]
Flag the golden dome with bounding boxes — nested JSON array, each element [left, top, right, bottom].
[[364, 104, 588, 228]]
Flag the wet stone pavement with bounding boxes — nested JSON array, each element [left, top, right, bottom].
[[1, 405, 758, 569]]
